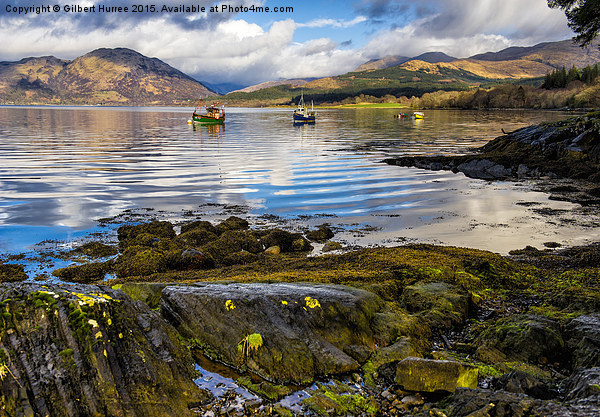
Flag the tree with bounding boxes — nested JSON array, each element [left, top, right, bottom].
[[548, 0, 600, 47]]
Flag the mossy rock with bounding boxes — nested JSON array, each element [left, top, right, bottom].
[[306, 225, 335, 243], [0, 263, 27, 282], [180, 220, 217, 235], [72, 242, 118, 258], [199, 230, 263, 263], [222, 251, 260, 266], [113, 246, 172, 278], [117, 221, 176, 250], [401, 282, 470, 329], [53, 262, 110, 283], [301, 381, 379, 416], [214, 216, 249, 234], [176, 228, 219, 247], [322, 241, 343, 252], [116, 283, 167, 309], [260, 229, 312, 253], [475, 314, 565, 365]]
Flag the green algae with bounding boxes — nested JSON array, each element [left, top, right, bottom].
[[236, 376, 292, 400], [301, 381, 379, 416]]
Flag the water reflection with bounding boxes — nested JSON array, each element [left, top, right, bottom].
[[0, 106, 597, 253]]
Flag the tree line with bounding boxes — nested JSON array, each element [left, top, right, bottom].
[[541, 63, 600, 89]]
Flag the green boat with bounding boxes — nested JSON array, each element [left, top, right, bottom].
[[191, 100, 225, 124]]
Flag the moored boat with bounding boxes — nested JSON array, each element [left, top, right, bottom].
[[191, 100, 225, 124], [412, 112, 424, 119], [293, 93, 315, 123]]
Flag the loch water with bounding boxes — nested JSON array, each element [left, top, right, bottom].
[[1, 105, 598, 259]]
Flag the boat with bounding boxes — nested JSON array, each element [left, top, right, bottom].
[[394, 113, 409, 119], [293, 93, 316, 123], [190, 100, 225, 124], [411, 112, 424, 119]]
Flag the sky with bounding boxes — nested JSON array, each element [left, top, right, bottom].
[[0, 0, 575, 86]]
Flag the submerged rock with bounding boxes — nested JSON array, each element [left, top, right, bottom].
[[0, 282, 209, 416]]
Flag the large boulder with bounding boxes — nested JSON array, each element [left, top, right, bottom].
[[0, 282, 209, 417], [395, 357, 478, 393], [160, 283, 397, 384]]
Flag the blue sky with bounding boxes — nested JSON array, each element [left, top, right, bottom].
[[0, 0, 575, 86]]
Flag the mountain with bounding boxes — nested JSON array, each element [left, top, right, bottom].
[[470, 39, 600, 68], [231, 78, 316, 94], [221, 39, 600, 106], [355, 55, 412, 71], [412, 52, 457, 63], [0, 48, 215, 105], [201, 81, 248, 95], [354, 52, 456, 72]]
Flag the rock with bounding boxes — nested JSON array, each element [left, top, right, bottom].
[[72, 241, 118, 258], [214, 216, 249, 234], [260, 229, 312, 253], [177, 228, 219, 247], [563, 368, 600, 401], [475, 314, 565, 365], [445, 388, 535, 417], [0, 263, 28, 282], [306, 225, 335, 243], [456, 159, 511, 179], [52, 261, 110, 283], [494, 370, 557, 400], [265, 245, 281, 255], [370, 337, 418, 368], [395, 357, 478, 392], [160, 283, 387, 384], [117, 220, 176, 250], [566, 314, 600, 370], [322, 241, 343, 252], [180, 220, 218, 235], [401, 282, 470, 329], [0, 282, 210, 416]]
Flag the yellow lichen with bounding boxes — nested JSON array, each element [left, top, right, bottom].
[[225, 299, 236, 311], [305, 296, 321, 309], [281, 300, 288, 305]]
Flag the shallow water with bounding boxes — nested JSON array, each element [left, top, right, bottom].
[[0, 105, 598, 259]]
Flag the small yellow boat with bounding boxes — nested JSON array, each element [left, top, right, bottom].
[[412, 112, 424, 119]]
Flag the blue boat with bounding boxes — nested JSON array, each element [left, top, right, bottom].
[[293, 93, 315, 123]]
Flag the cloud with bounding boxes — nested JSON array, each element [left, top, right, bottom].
[[359, 0, 573, 58], [297, 16, 367, 28]]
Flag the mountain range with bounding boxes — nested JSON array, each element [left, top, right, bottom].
[[224, 39, 600, 105], [1, 40, 599, 106], [0, 48, 214, 105]]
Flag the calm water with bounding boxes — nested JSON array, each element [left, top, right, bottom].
[[1, 105, 598, 257]]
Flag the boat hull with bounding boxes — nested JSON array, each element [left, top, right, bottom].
[[192, 113, 225, 124], [293, 113, 315, 122]]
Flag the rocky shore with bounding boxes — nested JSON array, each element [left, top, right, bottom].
[[384, 111, 600, 205], [1, 210, 600, 416]]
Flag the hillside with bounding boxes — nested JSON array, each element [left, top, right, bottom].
[[222, 39, 600, 106], [0, 48, 215, 105]]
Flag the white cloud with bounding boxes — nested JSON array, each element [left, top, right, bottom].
[[360, 0, 573, 59], [297, 16, 367, 28]]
